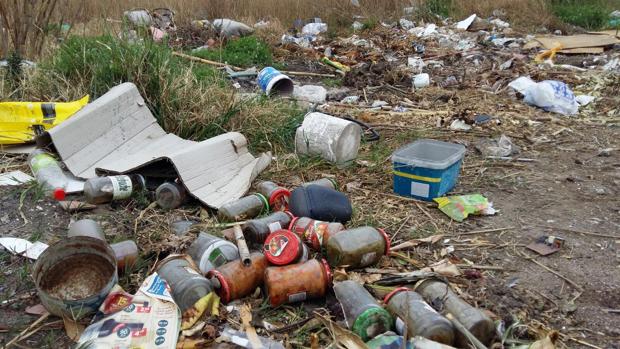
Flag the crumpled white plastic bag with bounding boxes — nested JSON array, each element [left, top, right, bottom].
[[509, 77, 579, 116]]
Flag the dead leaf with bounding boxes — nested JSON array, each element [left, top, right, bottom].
[[422, 259, 462, 277], [348, 271, 382, 284], [315, 313, 369, 349], [62, 316, 84, 342], [529, 331, 559, 349], [182, 321, 206, 337], [25, 304, 47, 316], [176, 337, 213, 349]]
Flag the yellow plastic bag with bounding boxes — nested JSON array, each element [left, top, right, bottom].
[[0, 95, 89, 145]]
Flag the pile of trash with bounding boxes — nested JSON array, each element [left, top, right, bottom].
[[2, 5, 619, 349]]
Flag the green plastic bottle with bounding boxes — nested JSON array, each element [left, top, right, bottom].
[[333, 280, 392, 341]]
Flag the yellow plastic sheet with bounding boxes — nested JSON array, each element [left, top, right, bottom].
[[0, 95, 89, 145]]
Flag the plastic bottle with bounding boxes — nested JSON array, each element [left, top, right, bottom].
[[263, 230, 309, 266], [28, 149, 68, 200], [256, 181, 290, 211], [384, 287, 455, 345], [187, 232, 240, 274], [207, 252, 268, 304], [110, 240, 138, 272], [325, 227, 390, 268], [416, 280, 495, 346], [217, 193, 269, 222], [289, 217, 345, 251], [264, 259, 331, 307], [302, 178, 338, 190], [333, 280, 392, 341], [155, 255, 213, 314], [155, 181, 187, 209], [67, 219, 106, 240], [84, 174, 145, 204], [243, 211, 293, 244]]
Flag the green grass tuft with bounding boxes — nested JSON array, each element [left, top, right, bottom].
[[191, 36, 273, 67], [551, 0, 609, 30]]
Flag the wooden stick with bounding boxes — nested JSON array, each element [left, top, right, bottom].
[[446, 313, 488, 349], [565, 336, 603, 349], [520, 252, 584, 292], [455, 264, 507, 271], [172, 51, 242, 70], [445, 227, 515, 236], [281, 70, 336, 78], [5, 312, 49, 348]]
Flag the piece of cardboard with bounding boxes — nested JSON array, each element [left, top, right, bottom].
[[560, 47, 604, 54], [535, 34, 620, 50], [588, 30, 620, 38], [48, 83, 268, 208]]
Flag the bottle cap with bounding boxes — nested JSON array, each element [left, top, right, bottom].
[[207, 270, 230, 303], [378, 228, 390, 255], [254, 193, 270, 214], [352, 307, 393, 342], [268, 187, 291, 211], [383, 286, 410, 304], [263, 230, 301, 266], [53, 188, 66, 201]]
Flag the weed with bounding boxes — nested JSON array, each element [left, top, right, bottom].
[[424, 0, 454, 18], [29, 229, 44, 242], [361, 18, 379, 30], [191, 36, 273, 67], [322, 78, 343, 88], [551, 0, 609, 30]]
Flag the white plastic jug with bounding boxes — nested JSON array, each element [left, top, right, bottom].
[[295, 112, 361, 165]]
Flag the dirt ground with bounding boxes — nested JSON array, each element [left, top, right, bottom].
[[1, 23, 620, 349]]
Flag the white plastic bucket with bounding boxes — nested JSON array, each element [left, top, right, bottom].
[[295, 112, 362, 165], [257, 67, 294, 96]]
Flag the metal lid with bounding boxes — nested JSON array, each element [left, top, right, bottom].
[[383, 286, 410, 304], [263, 230, 301, 266]]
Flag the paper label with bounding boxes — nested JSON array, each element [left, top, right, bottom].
[[265, 234, 289, 257], [208, 248, 227, 268], [268, 222, 282, 233], [111, 175, 133, 200], [288, 292, 306, 303], [410, 181, 430, 198], [395, 317, 405, 335], [360, 252, 377, 266]]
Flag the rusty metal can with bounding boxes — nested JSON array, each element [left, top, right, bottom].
[[289, 216, 345, 250], [155, 254, 213, 314], [264, 259, 331, 307], [33, 236, 118, 320]]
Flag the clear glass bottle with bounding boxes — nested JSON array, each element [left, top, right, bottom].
[[256, 181, 290, 211], [155, 255, 213, 314], [325, 227, 390, 268], [84, 174, 145, 204], [264, 259, 331, 307], [334, 280, 392, 341], [110, 240, 138, 273], [289, 217, 345, 251], [217, 193, 269, 222], [243, 211, 293, 243], [302, 178, 338, 190], [155, 181, 187, 209], [416, 280, 495, 346], [384, 287, 455, 345]]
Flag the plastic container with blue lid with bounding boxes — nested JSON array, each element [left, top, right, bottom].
[[392, 139, 466, 201]]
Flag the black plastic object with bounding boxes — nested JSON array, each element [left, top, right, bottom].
[[289, 185, 352, 224]]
